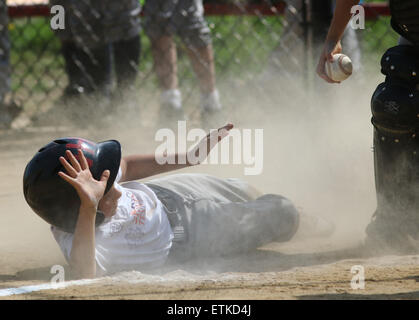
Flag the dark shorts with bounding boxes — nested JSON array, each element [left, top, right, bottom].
[[143, 0, 212, 47]]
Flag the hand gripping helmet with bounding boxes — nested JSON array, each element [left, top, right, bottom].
[[23, 138, 121, 233]]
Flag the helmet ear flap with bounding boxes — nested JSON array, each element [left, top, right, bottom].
[[96, 140, 121, 194]]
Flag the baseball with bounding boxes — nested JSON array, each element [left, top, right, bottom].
[[325, 53, 353, 82]]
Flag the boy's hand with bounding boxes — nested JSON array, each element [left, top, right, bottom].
[[187, 123, 233, 165], [58, 149, 110, 211], [316, 40, 342, 84]]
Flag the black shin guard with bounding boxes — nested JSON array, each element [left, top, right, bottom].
[[369, 128, 419, 241], [368, 45, 419, 249]]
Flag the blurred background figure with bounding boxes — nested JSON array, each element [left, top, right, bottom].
[[49, 0, 142, 122], [0, 0, 21, 129], [143, 0, 221, 122]]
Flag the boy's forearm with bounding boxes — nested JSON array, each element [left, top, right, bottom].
[[326, 0, 360, 43], [69, 205, 97, 279], [121, 153, 192, 182]]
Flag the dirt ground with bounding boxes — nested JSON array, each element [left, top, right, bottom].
[[2, 243, 418, 300], [0, 74, 418, 300]]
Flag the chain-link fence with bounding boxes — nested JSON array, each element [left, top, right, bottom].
[[0, 0, 399, 128]]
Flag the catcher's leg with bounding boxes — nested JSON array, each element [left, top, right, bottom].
[[367, 44, 419, 253]]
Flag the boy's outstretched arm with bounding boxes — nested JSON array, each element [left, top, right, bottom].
[[119, 123, 233, 182], [316, 0, 360, 83], [58, 149, 110, 279]]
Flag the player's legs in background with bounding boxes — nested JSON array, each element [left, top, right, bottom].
[[112, 35, 141, 97], [54, 41, 113, 124], [61, 42, 112, 98], [185, 43, 221, 112], [149, 35, 185, 124], [86, 44, 113, 100], [177, 0, 221, 115], [150, 35, 180, 103], [143, 0, 185, 122], [0, 0, 21, 129], [61, 41, 89, 97], [0, 0, 10, 105], [185, 44, 215, 94]]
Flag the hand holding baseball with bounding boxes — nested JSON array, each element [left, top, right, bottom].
[[325, 54, 353, 82], [317, 40, 343, 83]]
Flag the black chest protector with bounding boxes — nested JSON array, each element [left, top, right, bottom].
[[390, 0, 419, 45]]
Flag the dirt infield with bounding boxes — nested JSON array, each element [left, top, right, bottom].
[[1, 244, 418, 300]]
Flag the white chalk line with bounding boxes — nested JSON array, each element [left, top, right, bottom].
[[0, 270, 250, 297], [0, 278, 100, 297]]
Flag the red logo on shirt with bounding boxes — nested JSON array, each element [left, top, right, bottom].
[[129, 192, 146, 225]]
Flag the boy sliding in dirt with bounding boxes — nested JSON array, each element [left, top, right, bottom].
[[23, 124, 332, 279]]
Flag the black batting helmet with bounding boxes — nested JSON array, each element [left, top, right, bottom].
[[23, 138, 121, 233]]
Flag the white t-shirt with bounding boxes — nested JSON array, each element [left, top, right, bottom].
[[51, 168, 174, 275]]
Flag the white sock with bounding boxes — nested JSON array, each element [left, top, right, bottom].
[[200, 89, 222, 111], [160, 89, 182, 110]]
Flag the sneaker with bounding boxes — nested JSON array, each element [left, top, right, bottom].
[[200, 89, 222, 112], [62, 83, 87, 98], [0, 98, 22, 129], [160, 89, 182, 110], [159, 89, 185, 127]]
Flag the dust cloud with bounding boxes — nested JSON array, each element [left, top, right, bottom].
[[0, 60, 384, 280]]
